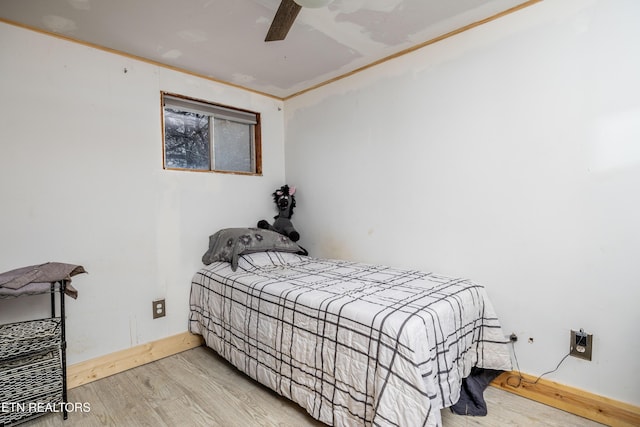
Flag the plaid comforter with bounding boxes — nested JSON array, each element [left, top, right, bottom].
[[189, 252, 511, 426]]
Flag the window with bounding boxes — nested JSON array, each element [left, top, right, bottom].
[[161, 93, 261, 174]]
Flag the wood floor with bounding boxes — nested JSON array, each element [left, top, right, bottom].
[[24, 346, 604, 427]]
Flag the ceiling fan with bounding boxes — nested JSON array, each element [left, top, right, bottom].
[[265, 0, 333, 42]]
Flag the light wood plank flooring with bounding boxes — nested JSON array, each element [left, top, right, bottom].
[[24, 346, 604, 426]]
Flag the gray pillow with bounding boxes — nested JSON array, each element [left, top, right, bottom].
[[202, 228, 304, 271]]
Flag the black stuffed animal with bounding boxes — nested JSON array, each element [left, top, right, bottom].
[[257, 185, 300, 242]]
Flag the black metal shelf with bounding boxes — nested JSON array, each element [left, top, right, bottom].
[[0, 281, 68, 426]]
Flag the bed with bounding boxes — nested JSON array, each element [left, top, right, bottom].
[[189, 228, 512, 426]]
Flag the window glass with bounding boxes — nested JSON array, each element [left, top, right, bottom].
[[164, 108, 210, 170], [213, 118, 253, 172]]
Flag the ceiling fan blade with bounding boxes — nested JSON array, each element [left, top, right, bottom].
[[265, 0, 302, 42]]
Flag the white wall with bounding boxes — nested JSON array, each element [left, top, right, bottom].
[[0, 22, 285, 364], [284, 0, 640, 405]]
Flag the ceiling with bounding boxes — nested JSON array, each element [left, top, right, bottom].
[[0, 0, 535, 99]]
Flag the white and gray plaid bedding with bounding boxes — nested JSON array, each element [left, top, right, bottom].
[[189, 252, 511, 426]]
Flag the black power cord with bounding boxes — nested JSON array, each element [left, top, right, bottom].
[[505, 333, 587, 388]]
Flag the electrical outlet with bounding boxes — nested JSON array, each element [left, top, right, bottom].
[[153, 299, 166, 319], [570, 329, 592, 361]]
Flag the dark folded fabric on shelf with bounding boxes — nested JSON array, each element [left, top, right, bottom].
[[0, 263, 86, 299]]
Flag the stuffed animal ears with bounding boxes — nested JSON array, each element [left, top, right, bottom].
[[276, 185, 296, 196]]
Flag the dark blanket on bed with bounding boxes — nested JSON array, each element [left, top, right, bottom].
[[451, 367, 504, 416]]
